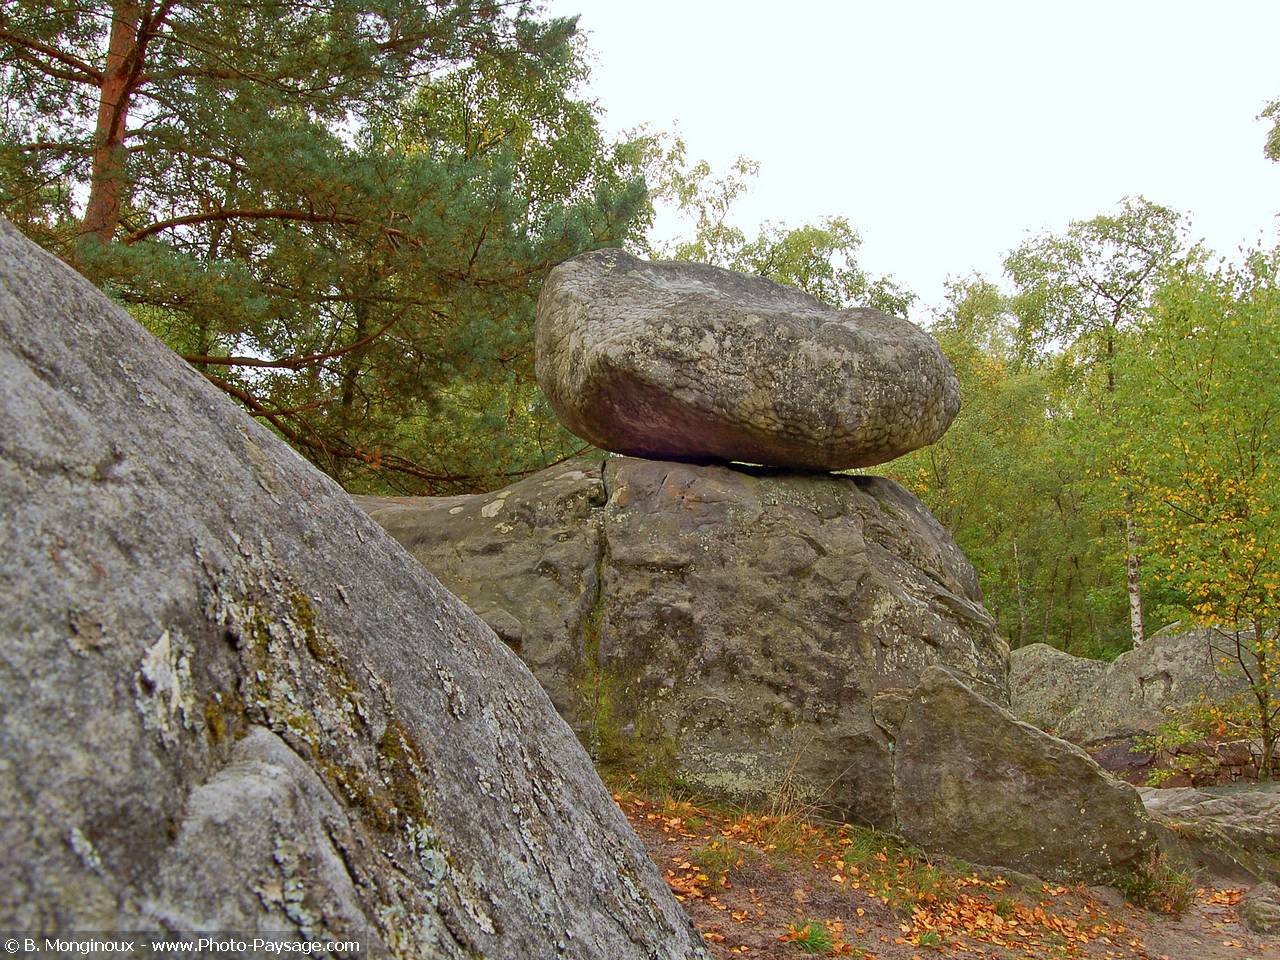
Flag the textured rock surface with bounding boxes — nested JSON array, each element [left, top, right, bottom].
[[1239, 883, 1280, 934], [360, 457, 1006, 829], [1009, 643, 1108, 731], [893, 668, 1153, 880], [0, 221, 706, 958], [1139, 785, 1280, 885], [535, 249, 960, 470], [1057, 626, 1251, 743]]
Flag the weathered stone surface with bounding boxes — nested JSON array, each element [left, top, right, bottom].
[[1009, 642, 1108, 731], [1139, 785, 1280, 885], [361, 456, 1006, 829], [1239, 883, 1280, 934], [535, 249, 960, 471], [0, 220, 705, 958], [1057, 625, 1251, 743], [893, 667, 1153, 880], [357, 466, 607, 717]]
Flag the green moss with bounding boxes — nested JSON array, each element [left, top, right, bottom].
[[291, 591, 337, 662], [203, 694, 233, 743], [378, 717, 430, 824], [209, 565, 424, 836]]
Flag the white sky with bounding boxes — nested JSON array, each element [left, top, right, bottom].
[[544, 0, 1280, 314]]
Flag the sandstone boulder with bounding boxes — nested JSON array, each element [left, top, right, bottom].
[[535, 249, 960, 471], [893, 667, 1153, 880], [1139, 785, 1280, 885], [1057, 625, 1251, 743], [0, 221, 705, 958], [1239, 883, 1280, 934], [360, 456, 1006, 829], [1009, 642, 1107, 731]]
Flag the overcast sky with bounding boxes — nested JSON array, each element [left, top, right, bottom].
[[544, 0, 1280, 313]]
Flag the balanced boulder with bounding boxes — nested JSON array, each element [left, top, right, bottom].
[[359, 455, 1007, 829], [0, 221, 706, 958], [535, 249, 960, 471]]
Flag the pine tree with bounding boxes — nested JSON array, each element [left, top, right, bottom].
[[1, 1, 649, 491]]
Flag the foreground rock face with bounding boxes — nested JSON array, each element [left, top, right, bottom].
[[1009, 643, 1108, 731], [361, 456, 1007, 829], [535, 249, 960, 471], [894, 668, 1153, 880], [0, 222, 705, 958], [1053, 626, 1251, 743], [1139, 785, 1280, 885]]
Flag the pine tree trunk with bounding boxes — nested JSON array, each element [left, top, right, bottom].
[[79, 0, 141, 252], [1125, 510, 1145, 648]]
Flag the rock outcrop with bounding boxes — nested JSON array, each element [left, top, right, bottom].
[[1239, 883, 1280, 934], [535, 249, 960, 471], [1053, 626, 1251, 743], [1009, 643, 1109, 731], [360, 456, 1008, 829], [1139, 785, 1280, 885], [0, 221, 706, 958], [893, 667, 1153, 880]]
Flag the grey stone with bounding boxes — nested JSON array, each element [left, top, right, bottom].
[[0, 220, 706, 959], [1239, 882, 1280, 935], [1139, 785, 1280, 885], [535, 249, 960, 471], [1009, 643, 1108, 731], [361, 456, 1007, 830], [1057, 625, 1252, 743], [892, 667, 1153, 881]]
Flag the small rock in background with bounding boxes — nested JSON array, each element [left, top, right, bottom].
[[1239, 882, 1280, 934]]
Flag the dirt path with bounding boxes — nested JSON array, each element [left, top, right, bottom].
[[616, 790, 1277, 960]]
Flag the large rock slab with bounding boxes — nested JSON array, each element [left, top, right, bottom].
[[1139, 785, 1280, 885], [1009, 642, 1108, 731], [893, 667, 1153, 880], [360, 456, 1007, 829], [1057, 625, 1251, 743], [535, 249, 960, 471], [0, 221, 705, 958]]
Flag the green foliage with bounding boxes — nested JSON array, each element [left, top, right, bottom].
[[638, 135, 915, 314], [1264, 97, 1280, 162], [1111, 253, 1280, 774], [784, 920, 835, 954], [689, 838, 760, 886], [885, 278, 1127, 654], [1005, 197, 1187, 377], [1108, 851, 1193, 914], [2, 1, 649, 494]]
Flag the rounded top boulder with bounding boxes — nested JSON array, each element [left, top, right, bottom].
[[535, 249, 960, 471]]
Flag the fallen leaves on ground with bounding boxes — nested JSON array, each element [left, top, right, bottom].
[[612, 787, 1273, 959]]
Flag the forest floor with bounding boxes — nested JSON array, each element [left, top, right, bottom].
[[613, 785, 1276, 960]]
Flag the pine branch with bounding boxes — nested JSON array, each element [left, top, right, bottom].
[[182, 310, 403, 370], [124, 207, 363, 243], [0, 28, 105, 85]]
